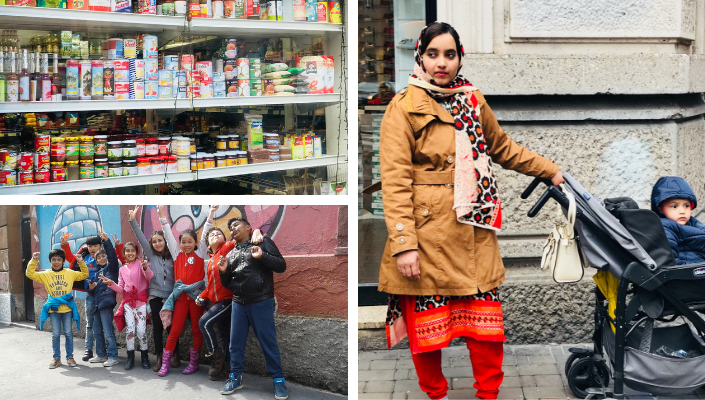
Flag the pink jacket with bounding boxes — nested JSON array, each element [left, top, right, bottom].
[[109, 260, 154, 308]]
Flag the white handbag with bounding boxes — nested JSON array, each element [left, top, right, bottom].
[[540, 184, 586, 283]]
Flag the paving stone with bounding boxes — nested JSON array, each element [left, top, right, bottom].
[[394, 369, 410, 380], [523, 386, 568, 399], [451, 377, 476, 390], [359, 360, 371, 371], [359, 350, 401, 361], [514, 345, 551, 356], [520, 375, 536, 388], [529, 355, 557, 365], [444, 346, 468, 357], [500, 376, 522, 388], [550, 345, 565, 356], [396, 358, 415, 369], [450, 356, 473, 367], [503, 365, 519, 377], [498, 388, 525, 399], [448, 389, 478, 399], [371, 360, 398, 370], [504, 346, 514, 355], [359, 370, 397, 382], [502, 355, 516, 366], [518, 363, 559, 376], [515, 355, 531, 365], [359, 393, 392, 400], [444, 366, 474, 378], [366, 380, 396, 393], [394, 379, 425, 392], [398, 390, 428, 399], [359, 381, 366, 393], [534, 374, 564, 387]]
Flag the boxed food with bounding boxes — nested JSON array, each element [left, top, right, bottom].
[[226, 80, 238, 97], [89, 0, 110, 11], [304, 135, 313, 158], [291, 136, 305, 159], [245, 114, 263, 150], [111, 0, 130, 12], [224, 39, 238, 59], [68, 0, 88, 9]]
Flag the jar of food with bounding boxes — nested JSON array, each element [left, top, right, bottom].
[[190, 137, 196, 154], [123, 159, 138, 176], [137, 157, 151, 175], [237, 150, 248, 165], [122, 140, 138, 161], [158, 136, 171, 156], [175, 137, 190, 156], [94, 158, 108, 178], [268, 149, 280, 161], [108, 141, 123, 161], [226, 151, 237, 166], [216, 135, 229, 151], [65, 137, 80, 162], [80, 136, 95, 162], [145, 138, 159, 156], [151, 156, 166, 174], [79, 160, 95, 179], [215, 152, 227, 167], [177, 156, 190, 172], [195, 153, 205, 170], [135, 138, 146, 157], [190, 154, 198, 171], [228, 134, 239, 150], [263, 133, 280, 149], [108, 161, 123, 177], [66, 160, 80, 181], [166, 155, 178, 173], [50, 137, 66, 163], [171, 137, 180, 156], [204, 153, 215, 169], [94, 135, 108, 157]]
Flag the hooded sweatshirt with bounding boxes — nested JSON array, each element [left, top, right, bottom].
[[651, 176, 705, 265]]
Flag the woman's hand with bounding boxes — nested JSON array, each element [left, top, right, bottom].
[[128, 205, 140, 221], [157, 205, 166, 220], [551, 171, 565, 187], [397, 250, 420, 281]]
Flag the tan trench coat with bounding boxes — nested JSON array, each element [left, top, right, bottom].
[[378, 85, 558, 296]]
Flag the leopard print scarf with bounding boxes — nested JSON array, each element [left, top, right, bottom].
[[408, 25, 502, 231]]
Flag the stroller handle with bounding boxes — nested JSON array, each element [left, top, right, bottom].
[[521, 177, 573, 218]]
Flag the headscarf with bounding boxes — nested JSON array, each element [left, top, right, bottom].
[[408, 23, 502, 231]]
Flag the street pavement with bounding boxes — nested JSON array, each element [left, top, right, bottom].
[[0, 323, 346, 400], [359, 343, 705, 400]]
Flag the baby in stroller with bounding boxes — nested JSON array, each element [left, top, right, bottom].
[[651, 176, 705, 265]]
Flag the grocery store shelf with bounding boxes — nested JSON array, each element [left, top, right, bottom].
[[0, 155, 342, 195], [193, 155, 341, 179], [0, 6, 187, 34], [189, 18, 342, 36], [0, 93, 342, 113]]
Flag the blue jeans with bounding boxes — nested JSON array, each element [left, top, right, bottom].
[[49, 311, 74, 360], [85, 292, 95, 352], [199, 300, 231, 358], [93, 307, 118, 359], [228, 299, 283, 378]]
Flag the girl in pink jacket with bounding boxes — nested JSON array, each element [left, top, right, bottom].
[[101, 242, 153, 370]]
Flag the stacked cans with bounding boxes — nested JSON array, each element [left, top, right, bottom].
[[196, 61, 214, 99]]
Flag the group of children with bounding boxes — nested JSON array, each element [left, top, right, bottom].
[[26, 205, 289, 400]]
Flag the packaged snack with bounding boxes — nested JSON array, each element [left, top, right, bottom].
[[263, 63, 288, 73], [263, 71, 291, 79], [273, 85, 294, 93]]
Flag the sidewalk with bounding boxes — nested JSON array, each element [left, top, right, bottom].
[[359, 343, 705, 400], [0, 323, 345, 400]]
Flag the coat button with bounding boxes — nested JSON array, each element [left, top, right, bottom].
[[396, 223, 404, 231], [447, 156, 454, 164], [422, 209, 429, 217], [399, 236, 406, 244], [446, 183, 453, 189]]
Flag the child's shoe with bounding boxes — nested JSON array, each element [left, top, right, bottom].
[[182, 347, 200, 374], [82, 349, 93, 362], [125, 350, 135, 370], [208, 348, 224, 380], [158, 349, 173, 377], [103, 358, 119, 367], [171, 347, 181, 368], [153, 353, 162, 372], [66, 357, 77, 367], [273, 378, 288, 400], [89, 355, 108, 363], [49, 359, 61, 369], [220, 373, 243, 395], [141, 350, 151, 369]]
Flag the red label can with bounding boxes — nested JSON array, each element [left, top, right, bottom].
[[35, 152, 50, 170], [19, 170, 34, 185], [189, 3, 200, 18], [35, 134, 50, 153], [34, 169, 50, 183], [0, 169, 17, 186], [19, 152, 34, 172], [51, 168, 67, 182]]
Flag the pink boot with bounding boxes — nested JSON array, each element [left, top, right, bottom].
[[182, 348, 200, 375], [157, 349, 173, 377]]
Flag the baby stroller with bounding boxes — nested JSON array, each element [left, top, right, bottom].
[[522, 173, 705, 399]]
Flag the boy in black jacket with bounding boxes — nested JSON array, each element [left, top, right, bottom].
[[218, 218, 288, 400], [89, 230, 121, 367]]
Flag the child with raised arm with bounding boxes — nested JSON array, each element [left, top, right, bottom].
[[128, 205, 180, 372], [156, 204, 209, 377], [101, 242, 153, 370], [26, 249, 89, 369]]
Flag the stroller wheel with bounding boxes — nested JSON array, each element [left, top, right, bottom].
[[565, 352, 588, 376], [567, 357, 610, 399]]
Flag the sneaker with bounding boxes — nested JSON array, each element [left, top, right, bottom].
[[82, 349, 93, 362], [220, 373, 243, 395], [66, 358, 77, 367], [103, 358, 119, 367], [89, 355, 108, 363], [49, 359, 61, 369], [273, 378, 288, 400]]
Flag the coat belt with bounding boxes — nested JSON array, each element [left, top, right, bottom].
[[413, 170, 455, 186]]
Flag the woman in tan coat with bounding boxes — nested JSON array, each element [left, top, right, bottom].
[[378, 22, 564, 400]]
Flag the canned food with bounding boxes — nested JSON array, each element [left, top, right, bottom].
[[236, 58, 249, 79], [35, 152, 50, 170], [19, 152, 34, 172], [19, 170, 34, 185], [34, 169, 50, 183], [164, 55, 179, 71], [1, 150, 17, 169], [35, 134, 50, 153], [124, 39, 137, 58], [0, 169, 17, 186], [142, 35, 158, 58], [51, 167, 67, 182]]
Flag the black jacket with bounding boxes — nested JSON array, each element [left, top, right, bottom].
[[219, 235, 286, 305], [93, 239, 120, 312]]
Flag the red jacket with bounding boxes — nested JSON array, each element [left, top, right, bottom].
[[200, 241, 235, 304]]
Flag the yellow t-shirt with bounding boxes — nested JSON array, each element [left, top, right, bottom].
[[26, 258, 89, 313]]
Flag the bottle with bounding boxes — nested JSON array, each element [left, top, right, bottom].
[[41, 54, 51, 102], [30, 52, 39, 102], [52, 54, 61, 101], [19, 49, 30, 102], [6, 52, 18, 102], [0, 51, 5, 103]]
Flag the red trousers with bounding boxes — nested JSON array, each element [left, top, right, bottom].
[[411, 337, 504, 400], [165, 295, 204, 351]]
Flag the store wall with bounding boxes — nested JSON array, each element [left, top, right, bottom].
[[0, 205, 25, 324], [31, 205, 348, 394]]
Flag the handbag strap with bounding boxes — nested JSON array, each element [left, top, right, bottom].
[[559, 184, 576, 239]]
